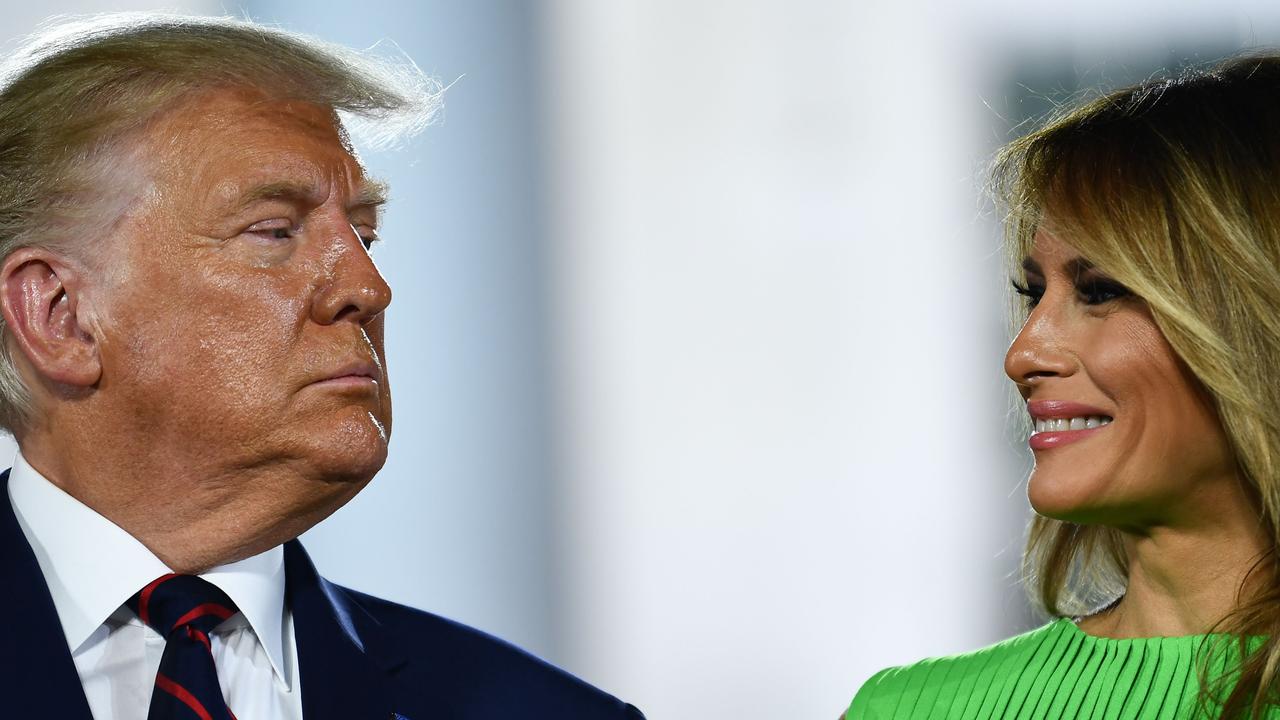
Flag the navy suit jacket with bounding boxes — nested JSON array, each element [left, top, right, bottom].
[[0, 470, 644, 719]]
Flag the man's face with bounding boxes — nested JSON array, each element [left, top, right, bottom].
[[89, 87, 392, 514]]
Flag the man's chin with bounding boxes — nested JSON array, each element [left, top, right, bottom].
[[297, 410, 390, 483], [309, 442, 388, 486], [281, 450, 383, 531]]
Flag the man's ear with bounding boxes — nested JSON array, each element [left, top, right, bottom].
[[0, 248, 101, 389]]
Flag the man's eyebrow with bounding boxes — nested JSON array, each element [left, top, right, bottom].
[[355, 178, 389, 209], [228, 179, 389, 214], [230, 181, 323, 214]]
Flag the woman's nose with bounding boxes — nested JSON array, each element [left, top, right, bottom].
[[1004, 303, 1076, 388]]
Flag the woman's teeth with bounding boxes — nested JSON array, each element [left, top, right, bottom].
[[1034, 416, 1112, 433]]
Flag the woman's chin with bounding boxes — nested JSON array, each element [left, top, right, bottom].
[[1027, 478, 1109, 522]]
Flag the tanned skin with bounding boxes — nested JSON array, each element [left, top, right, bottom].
[[0, 86, 393, 574]]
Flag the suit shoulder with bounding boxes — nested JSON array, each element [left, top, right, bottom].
[[338, 586, 644, 719], [845, 620, 1069, 719]]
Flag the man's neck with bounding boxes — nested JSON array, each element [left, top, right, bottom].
[[15, 431, 340, 574]]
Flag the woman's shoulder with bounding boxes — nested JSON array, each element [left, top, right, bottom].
[[845, 618, 1075, 720]]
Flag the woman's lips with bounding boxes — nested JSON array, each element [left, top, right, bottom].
[[1029, 424, 1109, 450], [1026, 399, 1114, 450], [1027, 399, 1111, 419]]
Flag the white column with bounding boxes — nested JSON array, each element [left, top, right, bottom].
[[541, 3, 1003, 717]]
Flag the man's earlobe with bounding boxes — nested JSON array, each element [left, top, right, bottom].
[[0, 249, 101, 389]]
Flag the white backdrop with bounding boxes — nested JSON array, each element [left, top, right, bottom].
[[6, 2, 1280, 719], [541, 5, 1005, 717], [540, 2, 1280, 718]]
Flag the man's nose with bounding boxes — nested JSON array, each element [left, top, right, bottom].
[[310, 225, 393, 326], [1004, 303, 1076, 388]]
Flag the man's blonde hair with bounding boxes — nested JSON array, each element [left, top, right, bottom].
[[0, 13, 439, 432], [994, 53, 1280, 719]]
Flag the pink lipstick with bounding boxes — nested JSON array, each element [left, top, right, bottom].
[[1027, 400, 1114, 450]]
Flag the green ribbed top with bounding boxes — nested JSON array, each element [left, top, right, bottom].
[[847, 618, 1271, 719]]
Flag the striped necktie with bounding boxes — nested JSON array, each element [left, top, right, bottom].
[[126, 574, 239, 720]]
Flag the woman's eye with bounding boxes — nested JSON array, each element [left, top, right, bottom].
[[1077, 279, 1131, 305], [1011, 279, 1044, 308]]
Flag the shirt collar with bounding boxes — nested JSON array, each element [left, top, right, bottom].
[[7, 451, 290, 688]]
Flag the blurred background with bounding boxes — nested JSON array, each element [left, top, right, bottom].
[[3, 1, 1278, 718]]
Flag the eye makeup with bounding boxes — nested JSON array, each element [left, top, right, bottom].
[[1011, 263, 1133, 310]]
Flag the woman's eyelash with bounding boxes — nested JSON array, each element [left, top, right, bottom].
[[1010, 277, 1132, 308], [1011, 279, 1043, 307], [1077, 279, 1131, 305]]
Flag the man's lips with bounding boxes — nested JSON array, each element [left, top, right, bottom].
[[1026, 399, 1114, 450], [311, 361, 380, 388]]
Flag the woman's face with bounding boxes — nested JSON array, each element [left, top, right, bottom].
[[1004, 230, 1238, 527]]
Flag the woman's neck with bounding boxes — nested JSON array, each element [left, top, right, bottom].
[[1077, 479, 1272, 639]]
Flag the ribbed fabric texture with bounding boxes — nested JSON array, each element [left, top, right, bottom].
[[847, 618, 1270, 719]]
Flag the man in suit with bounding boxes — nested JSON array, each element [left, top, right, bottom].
[[0, 13, 642, 720]]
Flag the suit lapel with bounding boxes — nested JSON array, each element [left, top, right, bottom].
[[0, 469, 96, 718], [286, 540, 407, 720], [0, 469, 407, 720]]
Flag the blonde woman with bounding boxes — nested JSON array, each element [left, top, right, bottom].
[[845, 54, 1280, 719]]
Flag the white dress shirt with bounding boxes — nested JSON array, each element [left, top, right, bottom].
[[8, 451, 304, 720]]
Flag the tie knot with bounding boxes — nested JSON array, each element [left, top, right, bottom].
[[127, 574, 239, 638]]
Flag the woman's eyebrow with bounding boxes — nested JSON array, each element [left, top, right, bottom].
[[1020, 256, 1097, 277], [1066, 257, 1097, 281]]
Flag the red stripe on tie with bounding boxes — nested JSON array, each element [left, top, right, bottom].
[[187, 625, 213, 652], [155, 674, 214, 720], [138, 573, 178, 626], [171, 603, 235, 631]]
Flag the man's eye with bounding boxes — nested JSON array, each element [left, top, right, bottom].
[[245, 221, 297, 241], [1078, 279, 1131, 305], [353, 225, 380, 250], [1011, 279, 1044, 309]]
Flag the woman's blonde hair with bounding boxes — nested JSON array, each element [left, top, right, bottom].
[[993, 54, 1280, 719]]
